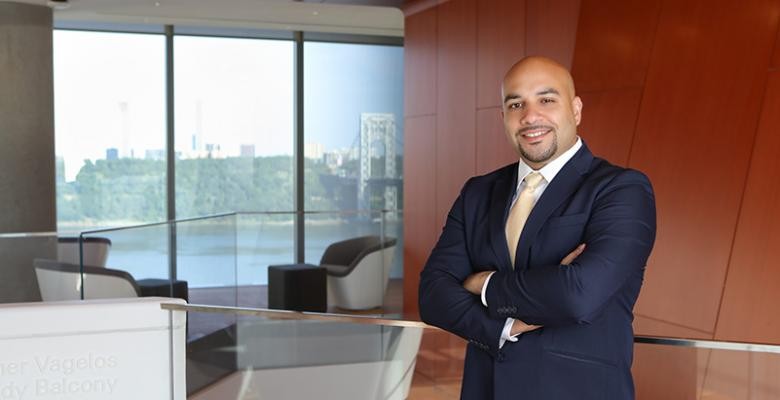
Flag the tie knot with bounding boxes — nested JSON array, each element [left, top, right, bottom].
[[523, 172, 544, 191]]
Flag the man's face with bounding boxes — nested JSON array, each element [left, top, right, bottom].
[[500, 61, 582, 169]]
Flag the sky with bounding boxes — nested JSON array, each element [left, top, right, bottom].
[[53, 30, 404, 181]]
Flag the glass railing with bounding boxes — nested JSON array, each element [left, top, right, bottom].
[[163, 302, 424, 399], [5, 225, 780, 399], [160, 302, 780, 400], [60, 210, 403, 318], [633, 336, 780, 399]]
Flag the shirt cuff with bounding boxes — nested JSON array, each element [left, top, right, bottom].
[[480, 271, 495, 307], [499, 318, 519, 349]]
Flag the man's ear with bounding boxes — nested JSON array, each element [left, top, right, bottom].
[[572, 96, 583, 125]]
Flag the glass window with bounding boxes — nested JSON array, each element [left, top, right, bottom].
[[54, 30, 166, 231], [303, 42, 404, 213], [173, 36, 295, 217], [303, 42, 404, 283]]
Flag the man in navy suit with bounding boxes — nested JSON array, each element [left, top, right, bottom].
[[418, 56, 656, 399]]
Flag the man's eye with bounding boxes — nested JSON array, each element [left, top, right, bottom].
[[541, 98, 555, 104], [509, 103, 522, 109]]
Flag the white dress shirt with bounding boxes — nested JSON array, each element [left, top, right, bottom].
[[481, 137, 583, 348]]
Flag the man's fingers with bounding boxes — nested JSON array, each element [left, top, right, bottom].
[[560, 243, 586, 265], [510, 320, 543, 336]]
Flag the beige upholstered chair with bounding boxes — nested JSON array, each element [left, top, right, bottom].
[[34, 258, 139, 301], [57, 236, 112, 267], [321, 236, 397, 310]]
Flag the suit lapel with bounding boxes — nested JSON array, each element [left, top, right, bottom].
[[514, 144, 594, 270], [489, 164, 517, 271]]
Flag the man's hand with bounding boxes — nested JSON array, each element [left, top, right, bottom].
[[463, 270, 493, 295], [561, 243, 586, 265], [510, 319, 542, 336]]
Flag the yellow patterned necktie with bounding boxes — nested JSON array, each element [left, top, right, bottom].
[[506, 172, 544, 266]]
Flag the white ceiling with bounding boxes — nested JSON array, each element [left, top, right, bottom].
[[13, 0, 405, 36]]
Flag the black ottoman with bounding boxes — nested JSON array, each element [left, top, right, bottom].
[[268, 263, 326, 312], [137, 278, 189, 302]]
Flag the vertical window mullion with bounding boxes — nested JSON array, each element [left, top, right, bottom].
[[294, 31, 305, 263], [165, 25, 177, 280]]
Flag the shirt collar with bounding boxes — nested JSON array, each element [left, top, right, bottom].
[[516, 137, 582, 189]]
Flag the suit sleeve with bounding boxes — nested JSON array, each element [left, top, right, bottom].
[[419, 180, 505, 355], [484, 169, 656, 327]]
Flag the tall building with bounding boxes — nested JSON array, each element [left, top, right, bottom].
[[240, 144, 256, 158]]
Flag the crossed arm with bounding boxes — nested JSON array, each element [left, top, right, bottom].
[[462, 244, 586, 336], [418, 171, 656, 351]]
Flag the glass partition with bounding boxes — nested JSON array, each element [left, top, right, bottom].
[[164, 304, 423, 399], [73, 210, 400, 315], [234, 212, 295, 309], [633, 337, 780, 399], [78, 214, 238, 304], [163, 303, 780, 400]]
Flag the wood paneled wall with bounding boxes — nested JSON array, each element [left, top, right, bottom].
[[404, 0, 780, 345], [404, 0, 780, 396]]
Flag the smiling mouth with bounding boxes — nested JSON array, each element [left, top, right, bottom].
[[524, 130, 547, 138], [518, 126, 552, 142]]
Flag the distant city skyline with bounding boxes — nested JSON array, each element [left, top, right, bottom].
[[53, 31, 403, 182]]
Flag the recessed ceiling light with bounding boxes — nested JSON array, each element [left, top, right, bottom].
[[312, 11, 319, 16]]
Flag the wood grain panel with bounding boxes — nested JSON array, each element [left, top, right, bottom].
[[629, 0, 778, 333], [435, 0, 477, 229], [525, 0, 581, 69], [576, 88, 642, 167], [773, 21, 780, 69], [475, 107, 518, 175], [403, 116, 438, 315], [571, 0, 662, 92], [714, 72, 780, 344], [633, 314, 711, 339], [476, 0, 526, 109], [404, 7, 437, 117]]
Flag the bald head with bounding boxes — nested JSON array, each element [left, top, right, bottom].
[[501, 56, 576, 103], [499, 56, 582, 169]]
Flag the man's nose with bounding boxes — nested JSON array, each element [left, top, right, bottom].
[[520, 104, 542, 125]]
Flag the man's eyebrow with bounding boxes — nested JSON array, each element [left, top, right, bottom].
[[503, 88, 560, 103], [537, 88, 560, 96], [503, 94, 521, 103]]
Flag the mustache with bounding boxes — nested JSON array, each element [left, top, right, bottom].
[[517, 125, 554, 135]]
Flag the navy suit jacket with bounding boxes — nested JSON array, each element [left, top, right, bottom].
[[419, 143, 656, 400]]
